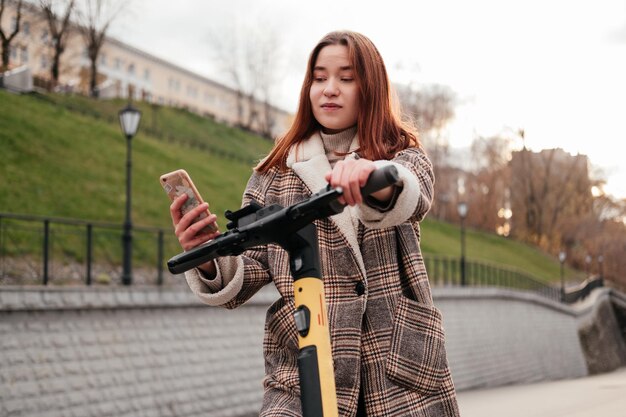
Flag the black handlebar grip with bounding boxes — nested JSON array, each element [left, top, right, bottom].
[[360, 165, 400, 197], [167, 241, 218, 274], [167, 250, 202, 274]]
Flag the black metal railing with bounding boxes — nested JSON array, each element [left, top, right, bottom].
[[0, 212, 175, 286], [1, 212, 594, 303], [562, 276, 604, 304], [424, 255, 562, 302]]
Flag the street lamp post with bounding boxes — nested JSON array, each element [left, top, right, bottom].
[[118, 104, 142, 286], [598, 255, 604, 281], [559, 251, 566, 302], [457, 202, 468, 286]]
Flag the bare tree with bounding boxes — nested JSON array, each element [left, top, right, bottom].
[[470, 134, 513, 172], [397, 83, 456, 134], [40, 0, 75, 87], [76, 0, 123, 97], [510, 143, 593, 251], [0, 0, 22, 71], [206, 17, 284, 136], [468, 135, 513, 231], [396, 83, 456, 219], [254, 28, 281, 138], [560, 204, 626, 290]]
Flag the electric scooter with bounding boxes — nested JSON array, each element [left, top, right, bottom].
[[167, 165, 399, 417]]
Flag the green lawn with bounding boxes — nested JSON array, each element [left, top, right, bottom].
[[0, 89, 579, 282]]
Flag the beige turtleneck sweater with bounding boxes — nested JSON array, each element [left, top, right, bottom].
[[320, 126, 357, 168]]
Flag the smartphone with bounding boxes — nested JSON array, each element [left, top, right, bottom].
[[160, 169, 219, 234]]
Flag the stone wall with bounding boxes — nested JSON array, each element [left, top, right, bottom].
[[434, 287, 589, 391], [577, 288, 626, 374], [1, 285, 623, 416], [0, 286, 273, 417]]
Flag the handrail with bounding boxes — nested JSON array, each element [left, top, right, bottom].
[[0, 212, 167, 286], [562, 276, 604, 304], [0, 212, 163, 232], [0, 212, 594, 303], [424, 254, 562, 302]]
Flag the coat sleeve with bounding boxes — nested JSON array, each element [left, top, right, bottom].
[[184, 170, 275, 309], [356, 147, 434, 228]]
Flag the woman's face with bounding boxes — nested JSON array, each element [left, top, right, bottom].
[[309, 44, 359, 134]]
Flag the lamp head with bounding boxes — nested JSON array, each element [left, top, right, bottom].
[[457, 202, 468, 219], [119, 104, 142, 138]]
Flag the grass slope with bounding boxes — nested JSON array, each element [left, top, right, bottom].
[[0, 90, 576, 282]]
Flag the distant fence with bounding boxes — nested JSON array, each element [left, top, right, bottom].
[[424, 255, 562, 302], [0, 212, 600, 303], [0, 212, 176, 287]]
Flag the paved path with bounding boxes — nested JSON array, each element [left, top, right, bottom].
[[456, 367, 626, 417]]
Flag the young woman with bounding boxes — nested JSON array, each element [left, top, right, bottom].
[[170, 31, 459, 417]]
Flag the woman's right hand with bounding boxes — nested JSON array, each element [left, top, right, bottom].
[[170, 193, 221, 277]]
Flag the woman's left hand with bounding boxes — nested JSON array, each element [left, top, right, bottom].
[[325, 158, 393, 206]]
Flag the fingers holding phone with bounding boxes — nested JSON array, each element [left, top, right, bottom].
[[171, 194, 220, 250], [161, 169, 220, 251]]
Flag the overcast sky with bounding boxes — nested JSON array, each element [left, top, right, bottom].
[[109, 0, 626, 198]]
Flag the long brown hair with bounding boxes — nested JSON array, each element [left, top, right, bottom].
[[256, 30, 420, 173]]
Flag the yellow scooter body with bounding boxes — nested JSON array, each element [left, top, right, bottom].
[[294, 277, 338, 417]]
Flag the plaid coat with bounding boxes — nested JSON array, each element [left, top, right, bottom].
[[185, 133, 460, 417]]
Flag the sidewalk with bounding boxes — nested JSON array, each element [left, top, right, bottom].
[[456, 367, 626, 417]]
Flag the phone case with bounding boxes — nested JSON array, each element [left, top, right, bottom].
[[160, 169, 218, 234]]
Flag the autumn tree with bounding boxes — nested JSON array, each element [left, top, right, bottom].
[[0, 0, 22, 71], [509, 144, 593, 251], [560, 197, 626, 291], [39, 0, 74, 87]]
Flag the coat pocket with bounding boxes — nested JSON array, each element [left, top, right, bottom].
[[385, 295, 448, 395], [263, 298, 300, 394]]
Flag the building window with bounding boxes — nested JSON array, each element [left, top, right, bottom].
[[204, 92, 216, 103], [144, 68, 150, 80], [23, 22, 30, 35], [20, 46, 28, 63], [128, 63, 135, 75], [100, 53, 107, 67], [114, 58, 122, 70], [40, 55, 48, 69], [10, 46, 17, 60], [41, 29, 48, 43]]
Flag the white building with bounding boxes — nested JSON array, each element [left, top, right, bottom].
[[0, 0, 292, 138]]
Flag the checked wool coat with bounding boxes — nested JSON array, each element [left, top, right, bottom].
[[185, 132, 460, 417]]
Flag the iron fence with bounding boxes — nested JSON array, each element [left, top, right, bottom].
[[424, 255, 562, 302], [0, 212, 177, 286], [0, 212, 598, 303]]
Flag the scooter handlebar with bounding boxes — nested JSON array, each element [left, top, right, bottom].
[[167, 165, 400, 275], [359, 165, 399, 197]]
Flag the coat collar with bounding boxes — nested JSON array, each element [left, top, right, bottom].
[[285, 132, 366, 279]]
